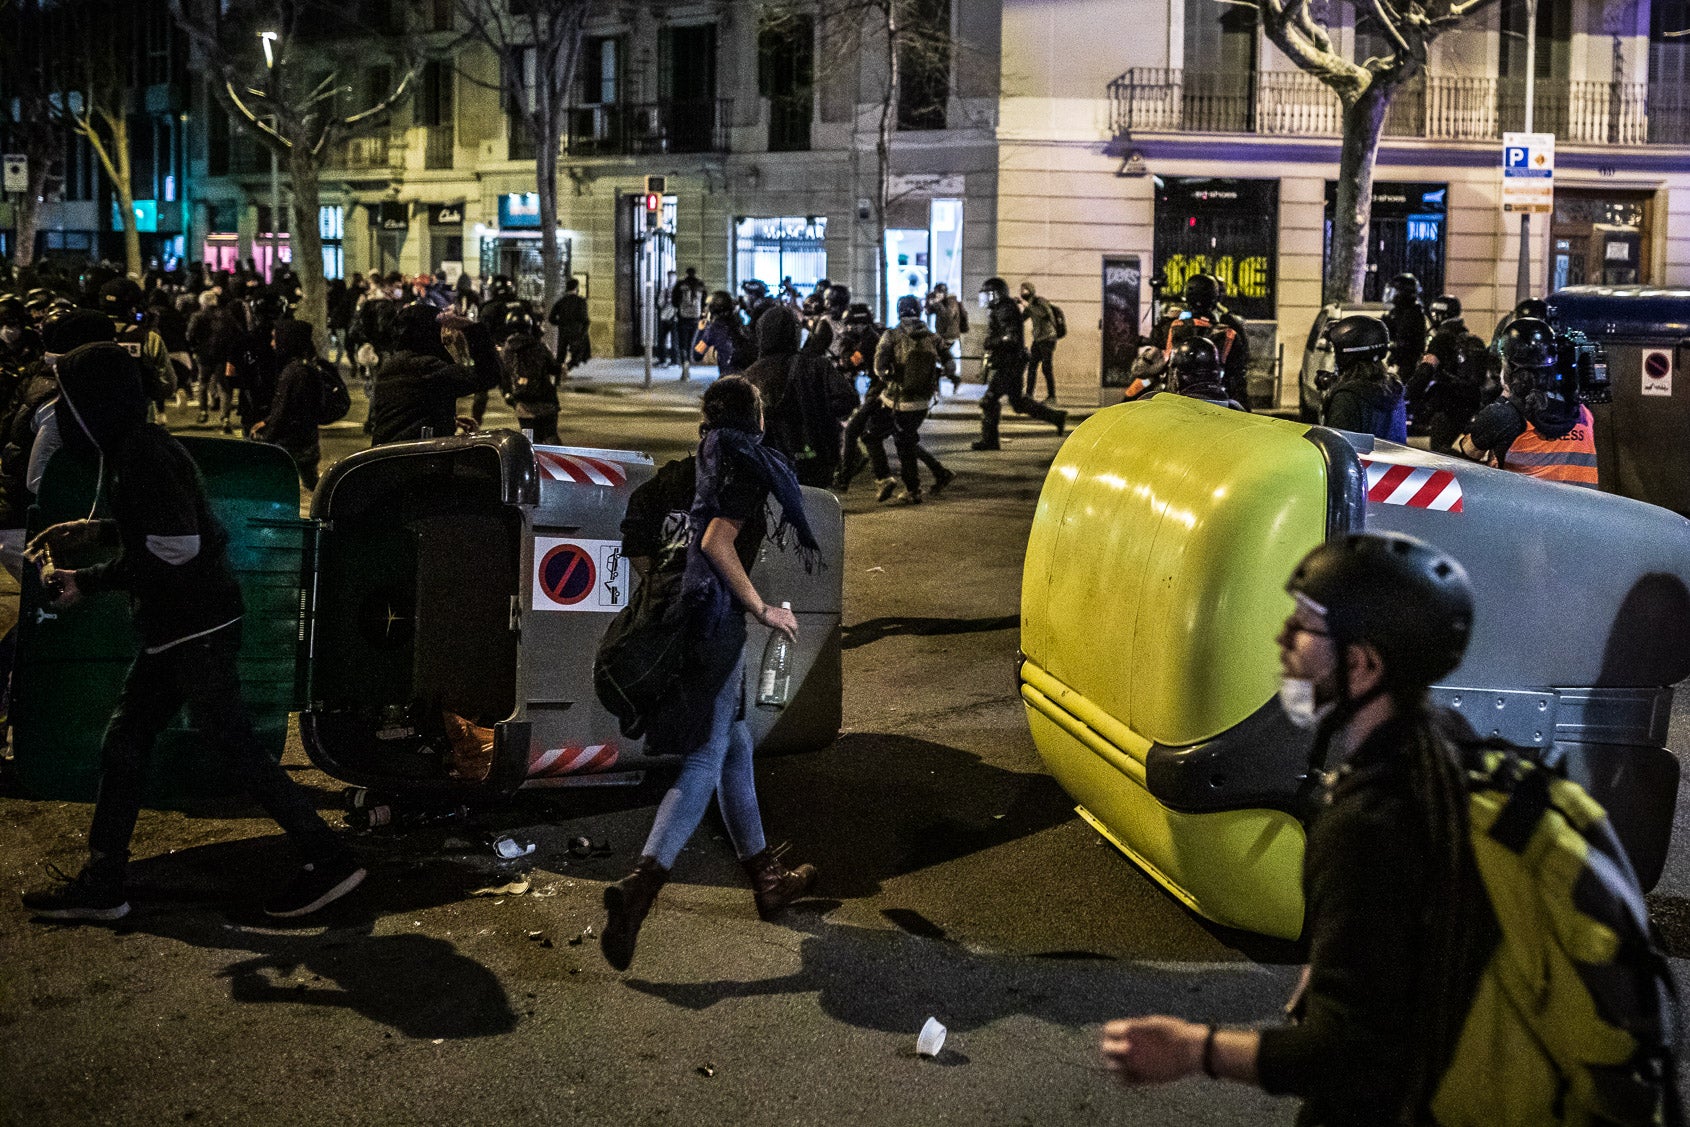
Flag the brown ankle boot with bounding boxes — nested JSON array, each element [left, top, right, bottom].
[[601, 856, 669, 971], [742, 844, 816, 921]]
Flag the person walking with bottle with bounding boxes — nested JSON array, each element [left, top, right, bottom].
[[601, 375, 821, 971]]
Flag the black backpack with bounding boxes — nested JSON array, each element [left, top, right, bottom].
[[1051, 303, 1068, 339], [313, 359, 351, 424]]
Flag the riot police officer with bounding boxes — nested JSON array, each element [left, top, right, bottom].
[[100, 278, 175, 418], [1407, 295, 1491, 455], [1163, 337, 1242, 409], [972, 276, 1065, 450], [1381, 271, 1428, 379], [1321, 315, 1407, 442], [1152, 273, 1251, 409], [1457, 318, 1597, 488]]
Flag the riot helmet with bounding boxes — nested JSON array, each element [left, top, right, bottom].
[[845, 302, 873, 326], [1385, 272, 1422, 306], [1181, 273, 1220, 313], [1167, 336, 1221, 392], [1326, 315, 1390, 366], [0, 294, 25, 327], [740, 279, 769, 300], [896, 294, 922, 320], [1514, 298, 1550, 323], [1428, 294, 1462, 328], [1286, 531, 1474, 692], [1501, 317, 1557, 374], [249, 287, 290, 327], [979, 277, 1010, 308], [489, 275, 516, 301], [99, 278, 145, 324]]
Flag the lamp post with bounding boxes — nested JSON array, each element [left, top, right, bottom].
[[1514, 0, 1538, 304], [260, 31, 282, 283]]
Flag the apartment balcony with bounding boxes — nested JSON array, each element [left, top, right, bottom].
[[423, 125, 454, 170], [563, 99, 731, 157], [1109, 68, 1690, 146], [339, 135, 394, 171]]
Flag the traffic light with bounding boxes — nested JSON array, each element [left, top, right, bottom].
[[642, 175, 665, 231]]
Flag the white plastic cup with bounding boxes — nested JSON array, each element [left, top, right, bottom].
[[916, 1016, 947, 1058]]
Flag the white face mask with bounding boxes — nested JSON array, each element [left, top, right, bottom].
[[1279, 676, 1334, 730], [0, 326, 19, 345]]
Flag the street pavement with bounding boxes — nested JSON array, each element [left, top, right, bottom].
[[2, 361, 1687, 1125]]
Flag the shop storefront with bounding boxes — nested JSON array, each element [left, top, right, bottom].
[[881, 197, 963, 326], [478, 193, 567, 302], [735, 215, 828, 297], [319, 205, 344, 280], [1152, 176, 1278, 322], [1323, 181, 1447, 302], [370, 201, 409, 276], [1552, 189, 1655, 289], [428, 203, 465, 278]]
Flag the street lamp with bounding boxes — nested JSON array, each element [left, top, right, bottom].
[[260, 31, 281, 283]]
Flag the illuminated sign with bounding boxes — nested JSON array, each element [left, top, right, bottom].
[[1153, 177, 1278, 321], [111, 199, 159, 233], [499, 193, 541, 229]]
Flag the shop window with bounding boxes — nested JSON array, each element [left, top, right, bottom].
[[735, 216, 828, 295], [1152, 176, 1278, 322], [1321, 181, 1447, 302]]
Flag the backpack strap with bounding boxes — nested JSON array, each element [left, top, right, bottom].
[[1486, 757, 1552, 853]]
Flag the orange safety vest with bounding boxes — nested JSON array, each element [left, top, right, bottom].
[[1503, 404, 1599, 488]]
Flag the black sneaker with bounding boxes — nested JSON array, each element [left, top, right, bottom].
[[22, 864, 130, 922], [970, 439, 1000, 452], [931, 467, 956, 495], [875, 477, 900, 503], [1055, 411, 1069, 438], [264, 856, 366, 918]]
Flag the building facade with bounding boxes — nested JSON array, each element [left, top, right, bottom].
[[999, 0, 1690, 405], [187, 0, 1002, 360]]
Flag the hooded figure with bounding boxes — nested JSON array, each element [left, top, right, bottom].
[[52, 341, 242, 647], [366, 304, 501, 446], [741, 305, 803, 457], [254, 319, 324, 488]]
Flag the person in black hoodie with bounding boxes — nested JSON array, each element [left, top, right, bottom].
[[499, 330, 562, 445], [367, 304, 502, 446], [19, 341, 365, 922], [741, 304, 804, 460], [252, 319, 324, 488]]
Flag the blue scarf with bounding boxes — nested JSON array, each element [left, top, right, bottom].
[[681, 425, 821, 636]]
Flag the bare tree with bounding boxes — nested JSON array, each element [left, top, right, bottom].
[[0, 0, 66, 270], [761, 0, 969, 317], [169, 0, 421, 337], [1243, 0, 1499, 303], [56, 0, 146, 277], [453, 0, 590, 322]]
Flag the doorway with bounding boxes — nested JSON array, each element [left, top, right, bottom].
[[1551, 189, 1653, 290]]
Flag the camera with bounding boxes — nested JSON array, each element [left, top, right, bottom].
[[1558, 329, 1611, 406]]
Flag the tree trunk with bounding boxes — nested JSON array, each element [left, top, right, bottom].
[[536, 122, 563, 343], [15, 152, 51, 269], [112, 116, 141, 278], [1324, 82, 1392, 305], [288, 144, 329, 344]]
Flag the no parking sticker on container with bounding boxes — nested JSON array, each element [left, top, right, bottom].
[[533, 537, 628, 612], [1642, 349, 1673, 397]]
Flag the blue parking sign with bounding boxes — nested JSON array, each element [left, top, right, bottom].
[[1504, 146, 1529, 169]]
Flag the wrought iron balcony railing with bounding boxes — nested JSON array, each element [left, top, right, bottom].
[[1110, 68, 1690, 146]]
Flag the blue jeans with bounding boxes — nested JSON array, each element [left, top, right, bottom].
[[641, 655, 767, 869]]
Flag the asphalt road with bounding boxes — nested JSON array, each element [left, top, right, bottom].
[[2, 371, 1687, 1126]]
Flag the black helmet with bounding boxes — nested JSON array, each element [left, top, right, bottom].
[[249, 287, 289, 325], [1168, 336, 1221, 389], [24, 290, 56, 318], [740, 279, 768, 299], [845, 302, 873, 326], [1286, 532, 1474, 689], [1386, 272, 1421, 304], [0, 294, 25, 327], [99, 277, 144, 322], [1181, 273, 1220, 309], [42, 308, 117, 354], [1514, 297, 1549, 322], [706, 291, 736, 318], [979, 277, 1010, 303], [1326, 315, 1390, 364], [1428, 294, 1462, 327], [896, 294, 922, 320], [1502, 317, 1557, 371], [490, 275, 516, 300]]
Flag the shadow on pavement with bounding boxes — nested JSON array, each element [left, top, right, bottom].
[[757, 732, 1076, 901], [841, 615, 1019, 651], [624, 909, 1279, 1038], [112, 834, 518, 1040]]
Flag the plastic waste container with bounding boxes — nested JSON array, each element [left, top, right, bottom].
[[1022, 395, 1690, 939], [1545, 285, 1690, 515], [12, 432, 845, 805]]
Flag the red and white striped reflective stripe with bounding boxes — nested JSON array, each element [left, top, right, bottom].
[[527, 743, 619, 778], [535, 448, 627, 487], [1359, 459, 1464, 513]]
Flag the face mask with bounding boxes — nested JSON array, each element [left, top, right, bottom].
[[1279, 676, 1334, 730], [0, 326, 19, 346]]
